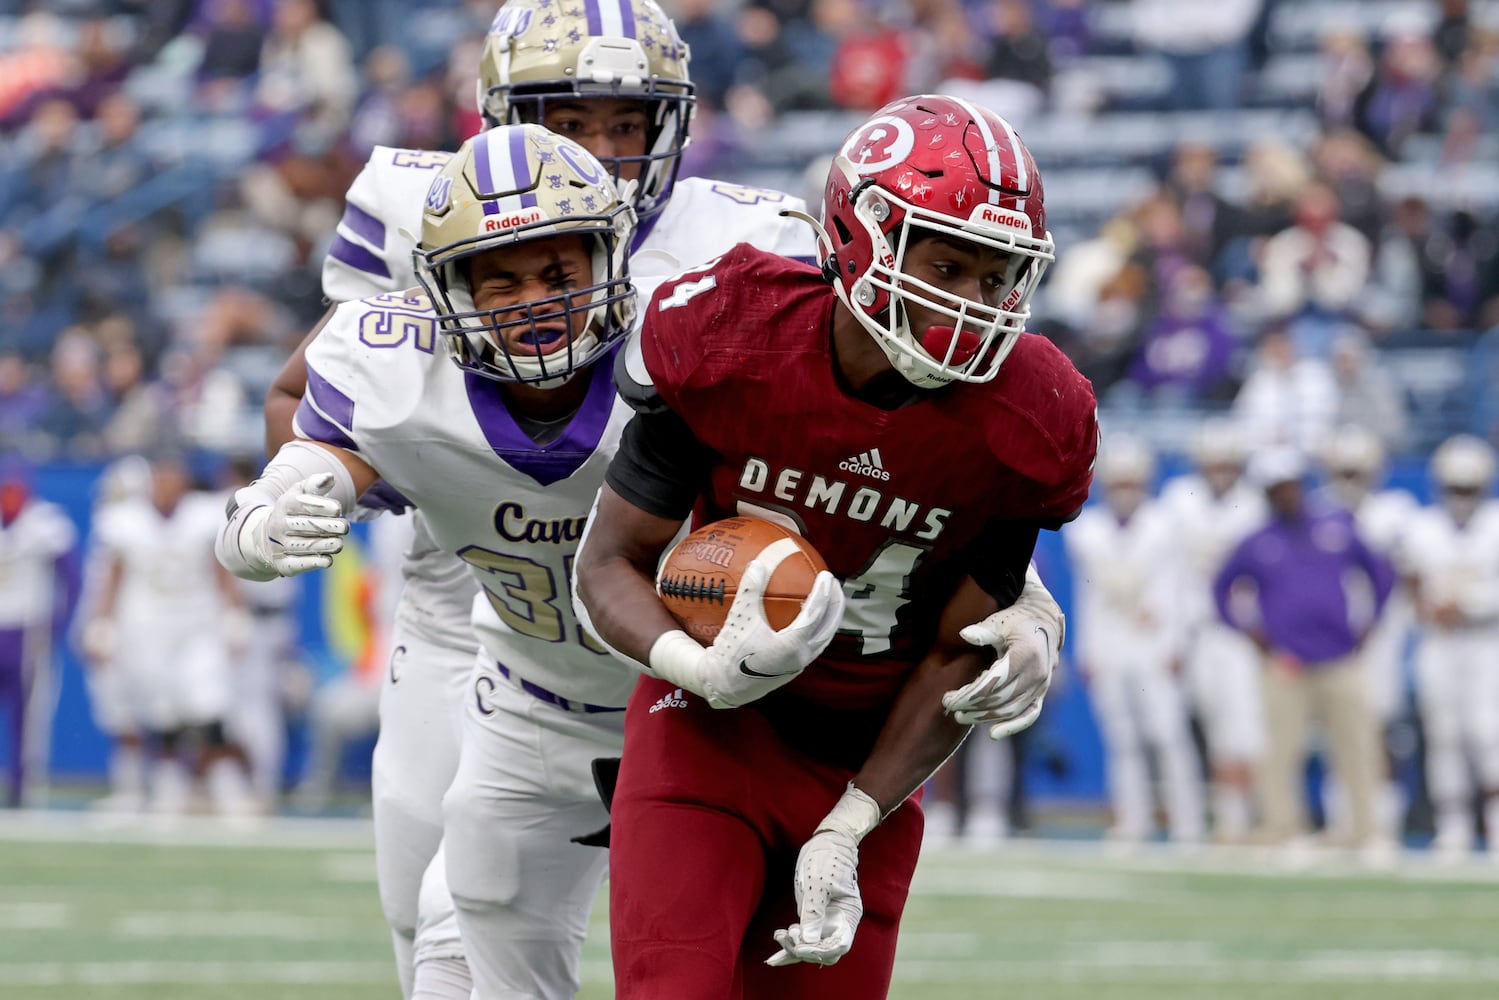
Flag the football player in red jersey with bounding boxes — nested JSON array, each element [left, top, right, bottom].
[[575, 94, 1097, 999]]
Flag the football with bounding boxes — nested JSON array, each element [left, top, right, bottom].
[[656, 516, 829, 644]]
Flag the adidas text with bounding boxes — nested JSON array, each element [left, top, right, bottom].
[[649, 688, 690, 713], [839, 448, 891, 481]]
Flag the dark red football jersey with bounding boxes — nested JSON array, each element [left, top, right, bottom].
[[640, 243, 1097, 712]]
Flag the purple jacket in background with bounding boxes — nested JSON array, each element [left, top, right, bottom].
[[1213, 503, 1395, 664]]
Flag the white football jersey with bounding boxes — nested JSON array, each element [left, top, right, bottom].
[[1157, 474, 1267, 626], [297, 292, 643, 706], [0, 499, 76, 629], [94, 493, 230, 628], [1398, 500, 1499, 628], [1064, 501, 1183, 671], [1349, 488, 1418, 554], [320, 145, 817, 654]]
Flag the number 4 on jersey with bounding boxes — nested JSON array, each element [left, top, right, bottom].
[[840, 540, 923, 654]]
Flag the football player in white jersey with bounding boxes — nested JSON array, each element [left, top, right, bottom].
[[1398, 435, 1499, 857], [76, 456, 152, 812], [1319, 424, 1418, 839], [1156, 419, 1267, 841], [260, 2, 811, 994], [224, 125, 664, 999], [1066, 436, 1204, 844], [88, 454, 255, 816]]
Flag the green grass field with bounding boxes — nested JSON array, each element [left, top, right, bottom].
[[2, 813, 1498, 999]]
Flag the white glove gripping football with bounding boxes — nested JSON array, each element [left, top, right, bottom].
[[767, 784, 882, 967], [647, 540, 844, 710], [219, 474, 349, 581]]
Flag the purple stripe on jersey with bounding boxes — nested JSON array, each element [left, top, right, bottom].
[[462, 349, 617, 486], [341, 201, 386, 248], [358, 480, 414, 514], [474, 131, 500, 216], [618, 0, 636, 38], [294, 397, 359, 452], [583, 0, 603, 37], [329, 234, 392, 279], [305, 363, 356, 432], [508, 127, 538, 209], [630, 210, 661, 255]]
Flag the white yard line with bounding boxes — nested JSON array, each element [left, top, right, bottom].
[[0, 902, 69, 929], [0, 960, 392, 986], [0, 810, 374, 851], [112, 910, 359, 941]]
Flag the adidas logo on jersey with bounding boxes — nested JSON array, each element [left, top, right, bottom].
[[649, 688, 690, 714], [839, 448, 891, 481]]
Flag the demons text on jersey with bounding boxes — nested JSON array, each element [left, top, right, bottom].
[[738, 458, 951, 540], [493, 501, 587, 544]]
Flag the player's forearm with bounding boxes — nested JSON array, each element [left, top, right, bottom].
[[575, 484, 691, 667], [576, 555, 684, 665], [851, 647, 988, 816]]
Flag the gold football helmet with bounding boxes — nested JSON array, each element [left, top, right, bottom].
[[478, 0, 693, 225], [414, 123, 637, 386]]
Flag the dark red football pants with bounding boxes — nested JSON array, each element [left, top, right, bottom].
[[608, 677, 924, 1000]]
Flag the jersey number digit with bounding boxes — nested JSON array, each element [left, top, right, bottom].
[[840, 540, 923, 654], [458, 546, 608, 653], [709, 182, 785, 206]]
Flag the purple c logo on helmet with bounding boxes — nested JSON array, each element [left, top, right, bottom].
[[556, 141, 604, 186]]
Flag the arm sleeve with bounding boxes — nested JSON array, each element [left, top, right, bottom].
[[604, 408, 718, 521], [965, 521, 1041, 607]]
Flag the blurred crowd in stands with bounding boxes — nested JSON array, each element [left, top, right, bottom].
[[0, 0, 1498, 463]]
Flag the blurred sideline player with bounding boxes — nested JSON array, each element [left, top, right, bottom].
[[1157, 419, 1266, 842], [0, 462, 78, 808], [1066, 435, 1203, 844], [222, 457, 305, 809], [1399, 435, 1499, 858], [1319, 425, 1417, 841], [76, 456, 152, 812], [85, 454, 255, 817], [258, 2, 814, 994], [575, 95, 1094, 998], [226, 127, 676, 999]]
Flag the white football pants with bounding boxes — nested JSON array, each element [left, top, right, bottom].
[[372, 626, 474, 997], [1091, 658, 1205, 842], [1415, 631, 1499, 846], [1187, 623, 1266, 763], [440, 660, 622, 1000]]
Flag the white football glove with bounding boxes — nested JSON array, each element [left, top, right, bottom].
[[226, 474, 349, 581], [767, 785, 881, 968], [941, 569, 1063, 740], [648, 542, 844, 710]]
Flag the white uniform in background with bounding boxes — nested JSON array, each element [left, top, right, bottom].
[[228, 573, 299, 806], [0, 495, 76, 806], [1344, 488, 1418, 723], [322, 139, 811, 994], [76, 457, 151, 808], [1067, 489, 1204, 844], [93, 493, 235, 734], [1158, 474, 1267, 764], [1399, 500, 1499, 855]]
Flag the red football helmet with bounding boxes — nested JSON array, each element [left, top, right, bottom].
[[818, 95, 1054, 387]]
